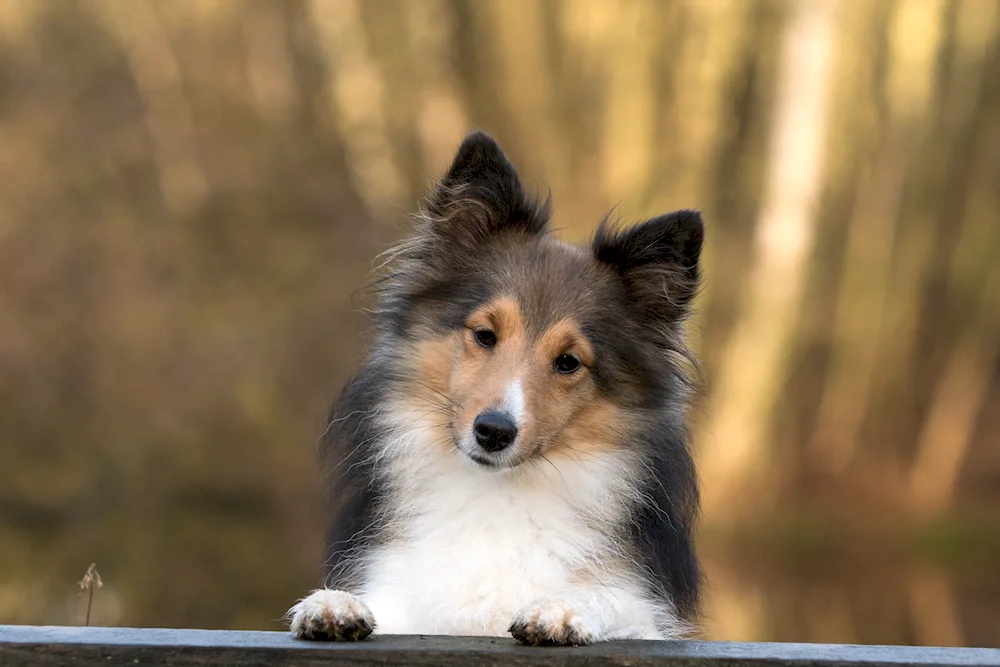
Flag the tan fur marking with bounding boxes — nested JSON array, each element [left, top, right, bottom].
[[466, 295, 523, 344], [537, 318, 595, 368], [544, 397, 622, 461], [412, 335, 462, 454], [415, 336, 459, 397]]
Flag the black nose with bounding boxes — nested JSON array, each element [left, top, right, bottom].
[[473, 411, 518, 452]]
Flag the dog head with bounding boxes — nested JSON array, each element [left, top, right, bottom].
[[377, 131, 703, 470]]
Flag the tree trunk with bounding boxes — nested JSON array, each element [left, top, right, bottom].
[[699, 0, 841, 519]]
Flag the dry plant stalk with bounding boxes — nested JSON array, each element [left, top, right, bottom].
[[77, 563, 103, 626]]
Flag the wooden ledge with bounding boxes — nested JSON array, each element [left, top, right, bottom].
[[2, 625, 999, 667]]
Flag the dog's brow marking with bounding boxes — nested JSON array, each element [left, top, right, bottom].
[[504, 379, 526, 424]]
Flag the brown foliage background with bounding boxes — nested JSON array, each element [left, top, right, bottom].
[[0, 0, 998, 647]]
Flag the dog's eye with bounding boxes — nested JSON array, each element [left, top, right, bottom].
[[553, 354, 581, 375], [473, 329, 498, 349]]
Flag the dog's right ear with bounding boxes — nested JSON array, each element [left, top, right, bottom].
[[423, 131, 549, 249]]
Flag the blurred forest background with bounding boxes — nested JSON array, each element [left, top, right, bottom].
[[1, 0, 998, 648]]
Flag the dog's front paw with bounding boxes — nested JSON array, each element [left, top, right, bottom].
[[509, 599, 596, 646], [287, 589, 375, 641]]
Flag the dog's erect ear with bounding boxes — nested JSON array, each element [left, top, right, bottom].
[[593, 210, 704, 323], [425, 131, 549, 247]]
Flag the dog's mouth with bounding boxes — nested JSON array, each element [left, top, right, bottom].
[[467, 452, 502, 468], [454, 437, 524, 471]]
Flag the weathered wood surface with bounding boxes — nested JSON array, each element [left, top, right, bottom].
[[2, 625, 1000, 667]]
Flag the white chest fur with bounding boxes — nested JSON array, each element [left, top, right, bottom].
[[355, 422, 667, 639]]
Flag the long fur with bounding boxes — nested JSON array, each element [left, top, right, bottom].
[[288, 131, 705, 645]]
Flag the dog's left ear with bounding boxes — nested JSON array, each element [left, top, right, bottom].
[[593, 210, 704, 323], [425, 131, 549, 248]]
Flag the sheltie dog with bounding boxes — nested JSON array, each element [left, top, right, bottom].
[[287, 131, 704, 646]]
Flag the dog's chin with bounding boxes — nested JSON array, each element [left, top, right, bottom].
[[455, 441, 523, 472]]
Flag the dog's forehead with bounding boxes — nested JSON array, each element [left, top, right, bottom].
[[490, 238, 619, 334]]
